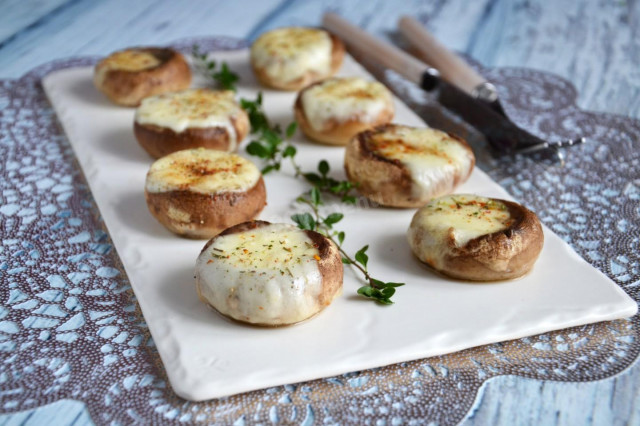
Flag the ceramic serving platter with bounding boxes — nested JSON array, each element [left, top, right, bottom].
[[42, 49, 637, 401]]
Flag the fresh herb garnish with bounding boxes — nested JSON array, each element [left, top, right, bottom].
[[239, 94, 358, 203], [240, 94, 298, 174], [192, 45, 239, 91], [292, 189, 404, 305], [193, 55, 404, 304]]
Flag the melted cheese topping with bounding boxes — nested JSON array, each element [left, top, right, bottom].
[[368, 126, 474, 198], [195, 223, 325, 325], [135, 89, 242, 150], [145, 148, 260, 194], [301, 77, 392, 131], [408, 194, 513, 269], [94, 50, 160, 87], [251, 27, 333, 84]]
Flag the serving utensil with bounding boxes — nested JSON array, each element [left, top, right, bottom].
[[323, 13, 585, 160]]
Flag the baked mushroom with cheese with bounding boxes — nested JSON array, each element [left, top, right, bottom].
[[345, 124, 475, 207], [94, 47, 191, 107], [250, 27, 344, 91], [294, 77, 395, 145], [134, 89, 249, 158], [144, 148, 266, 239], [407, 194, 544, 281], [195, 220, 343, 326]]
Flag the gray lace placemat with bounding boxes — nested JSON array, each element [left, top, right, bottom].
[[0, 37, 638, 425]]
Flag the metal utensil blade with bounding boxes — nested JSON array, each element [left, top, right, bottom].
[[422, 73, 548, 153]]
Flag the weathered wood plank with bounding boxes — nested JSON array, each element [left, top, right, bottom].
[[246, 0, 492, 47], [467, 0, 640, 117], [0, 0, 282, 78], [0, 0, 71, 45], [463, 360, 640, 425]]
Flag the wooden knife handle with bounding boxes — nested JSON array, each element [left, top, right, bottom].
[[323, 12, 428, 86], [398, 16, 486, 96]]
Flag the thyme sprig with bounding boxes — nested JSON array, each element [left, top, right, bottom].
[[240, 94, 298, 174], [239, 94, 404, 304], [192, 54, 404, 304], [239, 94, 358, 203], [292, 189, 404, 305], [191, 45, 239, 91]]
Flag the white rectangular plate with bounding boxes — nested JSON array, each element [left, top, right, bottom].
[[43, 49, 637, 401]]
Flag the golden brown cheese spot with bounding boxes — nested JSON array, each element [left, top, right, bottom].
[[135, 89, 240, 138], [367, 126, 474, 197], [145, 148, 261, 194], [255, 27, 329, 57], [251, 27, 332, 83], [300, 77, 392, 131], [99, 50, 161, 72], [420, 194, 513, 247], [369, 127, 458, 163], [208, 225, 320, 271]]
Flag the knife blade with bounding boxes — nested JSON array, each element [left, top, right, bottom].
[[322, 13, 581, 158]]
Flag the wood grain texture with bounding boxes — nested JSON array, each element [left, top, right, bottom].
[[0, 0, 282, 78], [0, 0, 71, 45], [0, 0, 639, 424], [467, 0, 640, 117]]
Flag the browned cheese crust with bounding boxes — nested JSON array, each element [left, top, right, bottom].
[[94, 47, 191, 107], [409, 199, 544, 281], [134, 110, 249, 159], [293, 85, 395, 146], [145, 177, 266, 239], [344, 124, 475, 207], [197, 220, 343, 327], [252, 33, 345, 91]]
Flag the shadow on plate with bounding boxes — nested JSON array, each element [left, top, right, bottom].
[[370, 231, 438, 279], [113, 190, 174, 238], [96, 125, 151, 163], [69, 74, 120, 108], [156, 262, 213, 323], [158, 263, 289, 333]]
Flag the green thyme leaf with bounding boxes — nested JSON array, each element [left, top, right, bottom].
[[337, 231, 345, 245], [283, 145, 296, 158], [262, 128, 281, 147], [291, 213, 315, 231], [246, 142, 269, 158], [355, 245, 369, 269], [318, 160, 330, 176], [342, 195, 357, 204], [261, 165, 276, 174], [286, 122, 298, 138], [324, 213, 344, 226], [357, 286, 374, 297], [369, 278, 385, 288], [310, 187, 322, 206], [212, 62, 239, 91], [381, 287, 396, 298], [303, 173, 322, 184]]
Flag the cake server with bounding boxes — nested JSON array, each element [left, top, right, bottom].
[[323, 13, 585, 159]]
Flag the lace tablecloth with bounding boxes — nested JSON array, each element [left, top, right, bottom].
[[0, 37, 638, 425]]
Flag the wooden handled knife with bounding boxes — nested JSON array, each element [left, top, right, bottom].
[[323, 12, 584, 158]]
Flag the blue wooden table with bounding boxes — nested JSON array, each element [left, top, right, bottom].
[[1, 0, 639, 424]]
